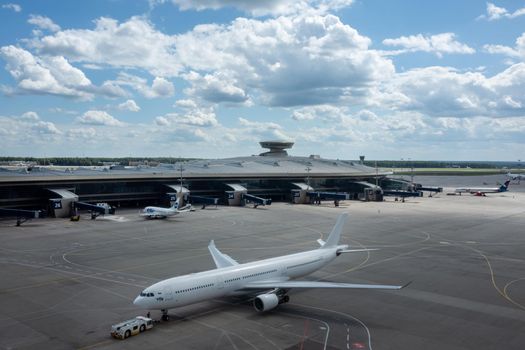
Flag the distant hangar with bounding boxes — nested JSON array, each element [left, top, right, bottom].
[[0, 141, 407, 217]]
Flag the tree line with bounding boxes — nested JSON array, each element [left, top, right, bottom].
[[362, 160, 521, 169], [0, 157, 195, 166]]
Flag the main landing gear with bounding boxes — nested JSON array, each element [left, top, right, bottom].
[[161, 309, 169, 321]]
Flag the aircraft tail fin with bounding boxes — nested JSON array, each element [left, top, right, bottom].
[[320, 213, 348, 249], [501, 180, 510, 191], [208, 240, 239, 268]]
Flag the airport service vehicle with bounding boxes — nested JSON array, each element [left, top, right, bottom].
[[140, 198, 192, 219], [455, 180, 510, 195], [134, 213, 407, 321], [111, 316, 153, 339]]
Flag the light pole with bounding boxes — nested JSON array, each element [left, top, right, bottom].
[[305, 166, 311, 190], [408, 157, 414, 183], [178, 163, 185, 197], [375, 160, 378, 187]]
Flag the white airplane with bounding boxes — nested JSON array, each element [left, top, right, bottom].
[[134, 213, 407, 321], [507, 172, 524, 183], [455, 180, 510, 195], [140, 198, 192, 219]]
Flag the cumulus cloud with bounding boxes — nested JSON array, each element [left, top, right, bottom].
[[0, 112, 61, 148], [16, 114, 65, 139], [110, 73, 175, 98], [118, 99, 140, 112], [478, 2, 525, 21], [238, 117, 291, 140], [0, 45, 93, 99], [67, 127, 96, 139], [356, 63, 525, 118], [12, 13, 392, 107], [167, 0, 354, 16], [2, 3, 21, 12], [484, 32, 525, 60], [151, 76, 175, 97], [30, 16, 181, 77], [20, 111, 40, 121], [28, 15, 61, 32], [98, 80, 129, 98], [78, 110, 124, 126], [183, 71, 249, 104], [154, 116, 170, 126], [175, 99, 198, 109], [156, 108, 218, 127], [33, 120, 61, 134], [175, 14, 394, 106], [382, 33, 475, 57], [292, 104, 347, 121]]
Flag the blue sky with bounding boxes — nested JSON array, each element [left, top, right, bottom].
[[1, 0, 524, 160]]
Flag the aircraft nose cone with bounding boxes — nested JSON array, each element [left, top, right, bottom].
[[133, 296, 143, 307]]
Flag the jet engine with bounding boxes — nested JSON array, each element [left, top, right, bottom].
[[253, 293, 290, 312]]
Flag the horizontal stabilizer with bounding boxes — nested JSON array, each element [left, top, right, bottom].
[[208, 240, 239, 268], [338, 248, 379, 254], [177, 205, 192, 213], [243, 280, 408, 290], [317, 239, 326, 247]]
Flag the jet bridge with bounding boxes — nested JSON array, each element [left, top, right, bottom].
[[290, 182, 313, 204], [241, 193, 272, 208], [225, 184, 247, 206], [225, 184, 270, 207], [353, 182, 383, 201], [164, 184, 190, 206], [383, 190, 422, 198], [188, 195, 219, 209], [415, 185, 443, 193], [307, 191, 350, 206], [73, 202, 115, 219], [0, 208, 45, 226], [47, 188, 78, 218]]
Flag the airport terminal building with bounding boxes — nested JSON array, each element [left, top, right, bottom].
[[0, 141, 407, 217]]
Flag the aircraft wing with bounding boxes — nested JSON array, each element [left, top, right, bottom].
[[243, 280, 408, 290], [177, 204, 193, 212], [208, 240, 239, 268]]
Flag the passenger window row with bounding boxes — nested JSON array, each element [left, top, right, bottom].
[[225, 277, 241, 283], [175, 283, 214, 294], [241, 269, 278, 280]]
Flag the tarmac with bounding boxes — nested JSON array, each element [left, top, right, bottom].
[[0, 178, 524, 349]]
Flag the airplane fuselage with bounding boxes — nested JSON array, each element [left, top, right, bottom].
[[455, 187, 502, 194], [141, 206, 178, 219], [455, 180, 510, 194], [134, 246, 340, 310]]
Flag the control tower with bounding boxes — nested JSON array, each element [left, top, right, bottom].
[[259, 141, 294, 157]]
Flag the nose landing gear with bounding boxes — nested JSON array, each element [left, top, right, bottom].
[[161, 309, 169, 321]]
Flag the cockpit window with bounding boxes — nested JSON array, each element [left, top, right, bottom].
[[140, 291, 155, 297]]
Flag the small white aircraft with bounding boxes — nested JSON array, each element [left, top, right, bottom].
[[507, 172, 524, 183], [455, 180, 510, 195], [134, 213, 407, 321], [140, 198, 192, 219]]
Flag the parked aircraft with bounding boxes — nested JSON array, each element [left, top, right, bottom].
[[134, 213, 407, 321], [455, 180, 510, 194], [506, 172, 524, 183], [140, 198, 192, 219]]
